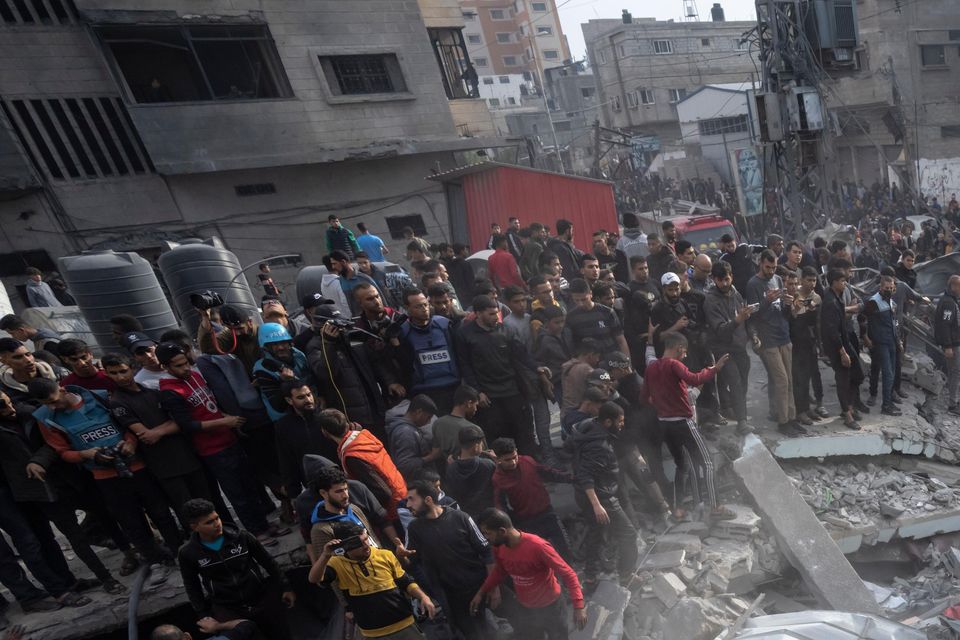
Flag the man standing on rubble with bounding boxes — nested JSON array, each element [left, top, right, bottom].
[[935, 275, 960, 416], [863, 276, 902, 417]]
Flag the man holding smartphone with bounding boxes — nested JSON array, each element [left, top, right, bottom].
[[745, 251, 801, 436]]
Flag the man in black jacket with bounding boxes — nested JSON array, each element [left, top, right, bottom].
[[718, 234, 764, 297], [546, 219, 583, 281], [936, 275, 960, 415], [275, 380, 339, 504], [456, 295, 551, 455], [569, 402, 637, 586], [306, 305, 385, 435], [404, 480, 494, 640], [178, 499, 295, 640], [821, 270, 864, 430]]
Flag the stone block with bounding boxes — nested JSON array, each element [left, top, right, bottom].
[[652, 572, 687, 608], [569, 580, 631, 640], [733, 435, 881, 614], [639, 550, 686, 571], [671, 521, 710, 538]]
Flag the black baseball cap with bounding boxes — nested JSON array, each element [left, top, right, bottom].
[[301, 293, 334, 311], [120, 331, 156, 354], [155, 342, 187, 366], [219, 305, 250, 328]]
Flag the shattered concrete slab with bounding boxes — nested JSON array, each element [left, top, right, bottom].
[[783, 457, 960, 553], [733, 435, 880, 614]]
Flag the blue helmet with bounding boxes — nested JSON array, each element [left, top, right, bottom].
[[258, 322, 292, 348]]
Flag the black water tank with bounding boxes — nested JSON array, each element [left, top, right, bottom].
[[622, 9, 632, 23], [158, 238, 260, 335], [58, 250, 179, 349], [712, 3, 725, 21]]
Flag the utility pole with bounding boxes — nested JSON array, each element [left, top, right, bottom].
[[752, 0, 835, 239], [592, 119, 602, 178]]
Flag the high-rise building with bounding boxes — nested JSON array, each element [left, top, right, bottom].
[[460, 0, 571, 109]]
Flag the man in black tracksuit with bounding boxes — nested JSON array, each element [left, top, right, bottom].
[[404, 480, 493, 640], [457, 295, 551, 455], [179, 499, 296, 640], [935, 275, 960, 414], [569, 402, 638, 586]]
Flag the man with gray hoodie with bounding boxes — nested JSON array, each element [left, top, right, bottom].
[[703, 261, 755, 433]]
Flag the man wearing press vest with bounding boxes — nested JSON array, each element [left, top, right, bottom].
[[29, 378, 182, 568]]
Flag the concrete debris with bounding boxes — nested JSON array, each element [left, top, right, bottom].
[[900, 353, 945, 395], [878, 543, 960, 612], [640, 550, 687, 571], [656, 533, 703, 554], [711, 504, 762, 541], [662, 597, 730, 640], [733, 435, 881, 614], [570, 580, 631, 640], [652, 572, 687, 607]]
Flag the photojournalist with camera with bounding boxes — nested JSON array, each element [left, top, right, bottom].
[[28, 377, 183, 568], [306, 302, 386, 433], [194, 293, 260, 377], [308, 520, 437, 640]]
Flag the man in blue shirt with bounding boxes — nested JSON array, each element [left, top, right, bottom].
[[356, 222, 389, 262], [328, 251, 383, 315]]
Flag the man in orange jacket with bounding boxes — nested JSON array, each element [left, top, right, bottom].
[[318, 409, 406, 521]]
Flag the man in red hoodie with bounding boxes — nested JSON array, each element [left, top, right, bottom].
[[644, 332, 734, 520], [156, 343, 284, 546], [471, 508, 586, 638], [317, 408, 406, 521]]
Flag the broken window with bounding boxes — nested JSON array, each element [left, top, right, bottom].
[[319, 54, 407, 95], [98, 25, 292, 104], [920, 44, 945, 67], [429, 28, 476, 99]]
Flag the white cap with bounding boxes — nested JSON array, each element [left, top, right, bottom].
[[661, 272, 681, 286]]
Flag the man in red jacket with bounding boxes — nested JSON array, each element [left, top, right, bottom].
[[156, 343, 284, 545], [487, 235, 525, 290], [644, 332, 734, 520], [471, 508, 586, 639]]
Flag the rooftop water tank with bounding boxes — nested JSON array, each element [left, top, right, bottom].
[[57, 250, 178, 349], [158, 238, 259, 335], [711, 3, 725, 21]]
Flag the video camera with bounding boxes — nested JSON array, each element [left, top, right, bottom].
[[94, 443, 134, 479], [190, 290, 224, 311]]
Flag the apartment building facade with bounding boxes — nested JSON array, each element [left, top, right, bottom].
[[826, 0, 960, 199], [581, 12, 758, 148], [0, 0, 503, 307], [460, 0, 571, 110]]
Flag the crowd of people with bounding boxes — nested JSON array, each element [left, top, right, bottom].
[[0, 206, 956, 640]]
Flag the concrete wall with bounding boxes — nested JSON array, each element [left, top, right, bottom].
[[67, 0, 462, 175]]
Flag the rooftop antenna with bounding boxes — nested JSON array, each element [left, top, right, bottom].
[[683, 0, 700, 21]]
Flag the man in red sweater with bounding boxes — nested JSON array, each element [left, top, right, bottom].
[[644, 332, 734, 520], [471, 508, 586, 639], [491, 437, 573, 560], [487, 234, 525, 290]]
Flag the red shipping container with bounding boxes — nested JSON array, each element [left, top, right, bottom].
[[430, 162, 618, 252]]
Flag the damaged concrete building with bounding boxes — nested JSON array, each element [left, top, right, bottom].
[[0, 0, 506, 306]]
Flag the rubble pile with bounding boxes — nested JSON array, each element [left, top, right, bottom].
[[878, 544, 960, 614], [784, 460, 960, 532], [621, 504, 790, 640]]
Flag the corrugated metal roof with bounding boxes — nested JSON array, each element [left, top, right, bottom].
[[426, 161, 614, 185]]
